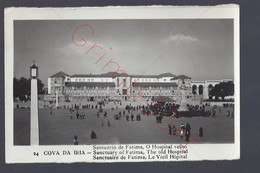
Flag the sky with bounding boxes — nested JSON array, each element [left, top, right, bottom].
[[14, 19, 234, 86]]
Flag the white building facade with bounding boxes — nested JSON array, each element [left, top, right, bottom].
[[45, 71, 233, 103]]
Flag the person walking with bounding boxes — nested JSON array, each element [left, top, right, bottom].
[[185, 129, 191, 141], [226, 111, 230, 117], [76, 112, 79, 119], [73, 135, 79, 145], [131, 113, 134, 121], [199, 127, 203, 137], [168, 124, 172, 135], [186, 123, 191, 132], [91, 131, 97, 139], [172, 124, 176, 135], [159, 115, 163, 123], [180, 123, 185, 139]]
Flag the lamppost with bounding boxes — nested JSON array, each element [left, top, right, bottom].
[[30, 61, 39, 145]]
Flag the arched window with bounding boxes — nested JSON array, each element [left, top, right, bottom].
[[199, 85, 203, 95], [192, 85, 197, 95]]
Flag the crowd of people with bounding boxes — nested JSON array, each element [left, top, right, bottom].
[[186, 103, 215, 117], [168, 123, 204, 141], [186, 103, 234, 118], [223, 103, 234, 108]]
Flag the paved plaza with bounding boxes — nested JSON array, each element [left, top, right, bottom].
[[14, 101, 234, 145]]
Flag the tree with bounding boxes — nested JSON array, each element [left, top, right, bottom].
[[210, 81, 234, 100], [13, 77, 45, 101], [37, 79, 45, 94], [17, 77, 30, 101]]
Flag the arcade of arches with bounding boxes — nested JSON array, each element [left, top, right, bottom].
[[191, 82, 220, 99]]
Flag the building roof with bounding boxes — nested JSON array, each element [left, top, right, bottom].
[[171, 75, 191, 80], [72, 72, 176, 79], [131, 73, 176, 79], [133, 82, 178, 88], [158, 73, 176, 78], [65, 82, 116, 88], [51, 71, 70, 78], [111, 73, 129, 78], [131, 75, 160, 78], [72, 72, 117, 78]]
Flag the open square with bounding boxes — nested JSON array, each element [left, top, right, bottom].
[[14, 101, 234, 145]]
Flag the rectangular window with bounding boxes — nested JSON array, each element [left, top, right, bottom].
[[123, 79, 126, 87]]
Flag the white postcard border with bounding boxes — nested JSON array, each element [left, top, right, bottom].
[[5, 5, 240, 163]]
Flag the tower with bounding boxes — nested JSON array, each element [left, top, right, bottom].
[[30, 61, 39, 145]]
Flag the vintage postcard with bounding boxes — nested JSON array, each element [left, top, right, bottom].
[[5, 5, 240, 163]]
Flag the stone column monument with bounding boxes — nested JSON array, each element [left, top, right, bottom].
[[30, 61, 39, 145], [56, 90, 59, 108]]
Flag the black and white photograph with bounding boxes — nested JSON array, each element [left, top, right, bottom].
[[5, 5, 240, 163]]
